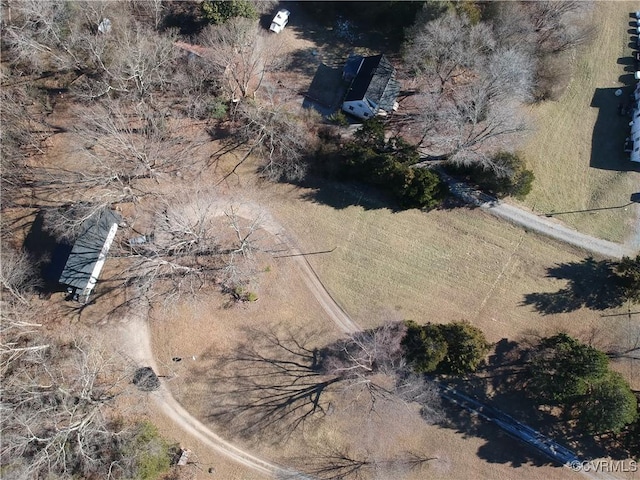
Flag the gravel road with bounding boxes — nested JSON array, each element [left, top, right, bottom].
[[439, 170, 638, 259]]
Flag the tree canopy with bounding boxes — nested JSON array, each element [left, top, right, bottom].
[[340, 119, 445, 210], [529, 333, 638, 434], [402, 320, 490, 375], [615, 255, 640, 304], [529, 333, 610, 404], [577, 372, 638, 434], [201, 0, 258, 25]]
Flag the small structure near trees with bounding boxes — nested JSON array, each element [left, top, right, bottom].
[[58, 209, 121, 302], [342, 54, 400, 120]]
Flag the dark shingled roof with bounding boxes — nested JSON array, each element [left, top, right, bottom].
[[343, 54, 363, 81], [59, 209, 120, 291], [344, 54, 400, 112]]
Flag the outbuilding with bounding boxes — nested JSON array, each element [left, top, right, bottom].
[[59, 209, 121, 302]]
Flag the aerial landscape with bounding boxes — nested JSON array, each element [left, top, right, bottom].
[[1, 1, 640, 479]]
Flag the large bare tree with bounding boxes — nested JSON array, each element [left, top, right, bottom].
[[207, 322, 444, 442], [0, 338, 133, 479], [404, 9, 532, 171], [0, 244, 46, 374], [119, 192, 269, 303], [232, 99, 311, 182], [199, 17, 285, 101]]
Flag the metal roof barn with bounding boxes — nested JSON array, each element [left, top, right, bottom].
[[59, 209, 121, 300]]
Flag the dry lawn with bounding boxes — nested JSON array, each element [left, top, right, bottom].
[[520, 1, 640, 244], [148, 236, 579, 480], [149, 154, 638, 480]]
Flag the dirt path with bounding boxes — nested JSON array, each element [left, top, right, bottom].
[[118, 307, 298, 478], [115, 198, 628, 479], [440, 170, 638, 259], [113, 201, 358, 479]]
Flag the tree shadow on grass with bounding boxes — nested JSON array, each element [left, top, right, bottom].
[[294, 175, 405, 212], [521, 257, 625, 315], [193, 324, 345, 445]]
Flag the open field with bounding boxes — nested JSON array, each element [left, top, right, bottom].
[[259, 180, 632, 348], [520, 1, 640, 244], [148, 226, 582, 480], [146, 155, 638, 479]]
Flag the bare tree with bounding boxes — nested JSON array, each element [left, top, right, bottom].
[[490, 1, 594, 100], [0, 244, 47, 374], [3, 0, 85, 74], [74, 100, 202, 183], [404, 9, 532, 172], [404, 11, 496, 94], [0, 339, 134, 479], [199, 17, 285, 101], [207, 322, 444, 442], [0, 80, 57, 208], [526, 1, 594, 55], [71, 18, 178, 101], [395, 372, 445, 425], [232, 100, 311, 182], [130, 0, 166, 30], [439, 93, 527, 169], [119, 193, 268, 303], [4, 0, 177, 100]]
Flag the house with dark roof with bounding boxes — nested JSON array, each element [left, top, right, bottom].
[[342, 54, 400, 120], [59, 209, 121, 301]]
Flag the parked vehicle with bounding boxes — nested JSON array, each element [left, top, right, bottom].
[[269, 9, 290, 33]]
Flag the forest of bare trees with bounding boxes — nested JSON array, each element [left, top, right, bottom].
[[402, 1, 593, 175]]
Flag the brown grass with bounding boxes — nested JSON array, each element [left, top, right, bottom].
[[148, 153, 637, 479], [520, 1, 640, 244], [19, 5, 640, 475]]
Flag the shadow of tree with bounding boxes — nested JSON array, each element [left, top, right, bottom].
[[521, 257, 625, 314], [196, 324, 337, 444], [295, 175, 403, 212]]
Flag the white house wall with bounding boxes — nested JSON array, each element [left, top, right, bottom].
[[342, 100, 375, 120]]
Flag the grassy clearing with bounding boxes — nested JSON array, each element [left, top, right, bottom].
[[262, 180, 627, 344], [148, 161, 638, 478], [520, 1, 640, 243], [150, 238, 580, 480]]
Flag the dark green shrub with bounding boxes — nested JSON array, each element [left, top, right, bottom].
[[201, 0, 257, 24]]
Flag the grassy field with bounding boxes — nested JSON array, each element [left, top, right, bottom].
[[520, 1, 640, 244], [149, 165, 638, 479], [260, 181, 630, 346], [150, 219, 583, 480]]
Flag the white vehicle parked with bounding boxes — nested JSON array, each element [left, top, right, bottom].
[[269, 9, 290, 33]]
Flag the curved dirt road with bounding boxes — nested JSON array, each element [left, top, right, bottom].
[[116, 199, 627, 479], [115, 202, 358, 479], [119, 309, 296, 478]]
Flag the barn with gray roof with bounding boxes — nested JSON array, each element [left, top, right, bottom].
[[59, 209, 120, 301]]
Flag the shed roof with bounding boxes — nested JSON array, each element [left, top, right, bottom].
[[59, 209, 121, 291], [344, 54, 400, 112]]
